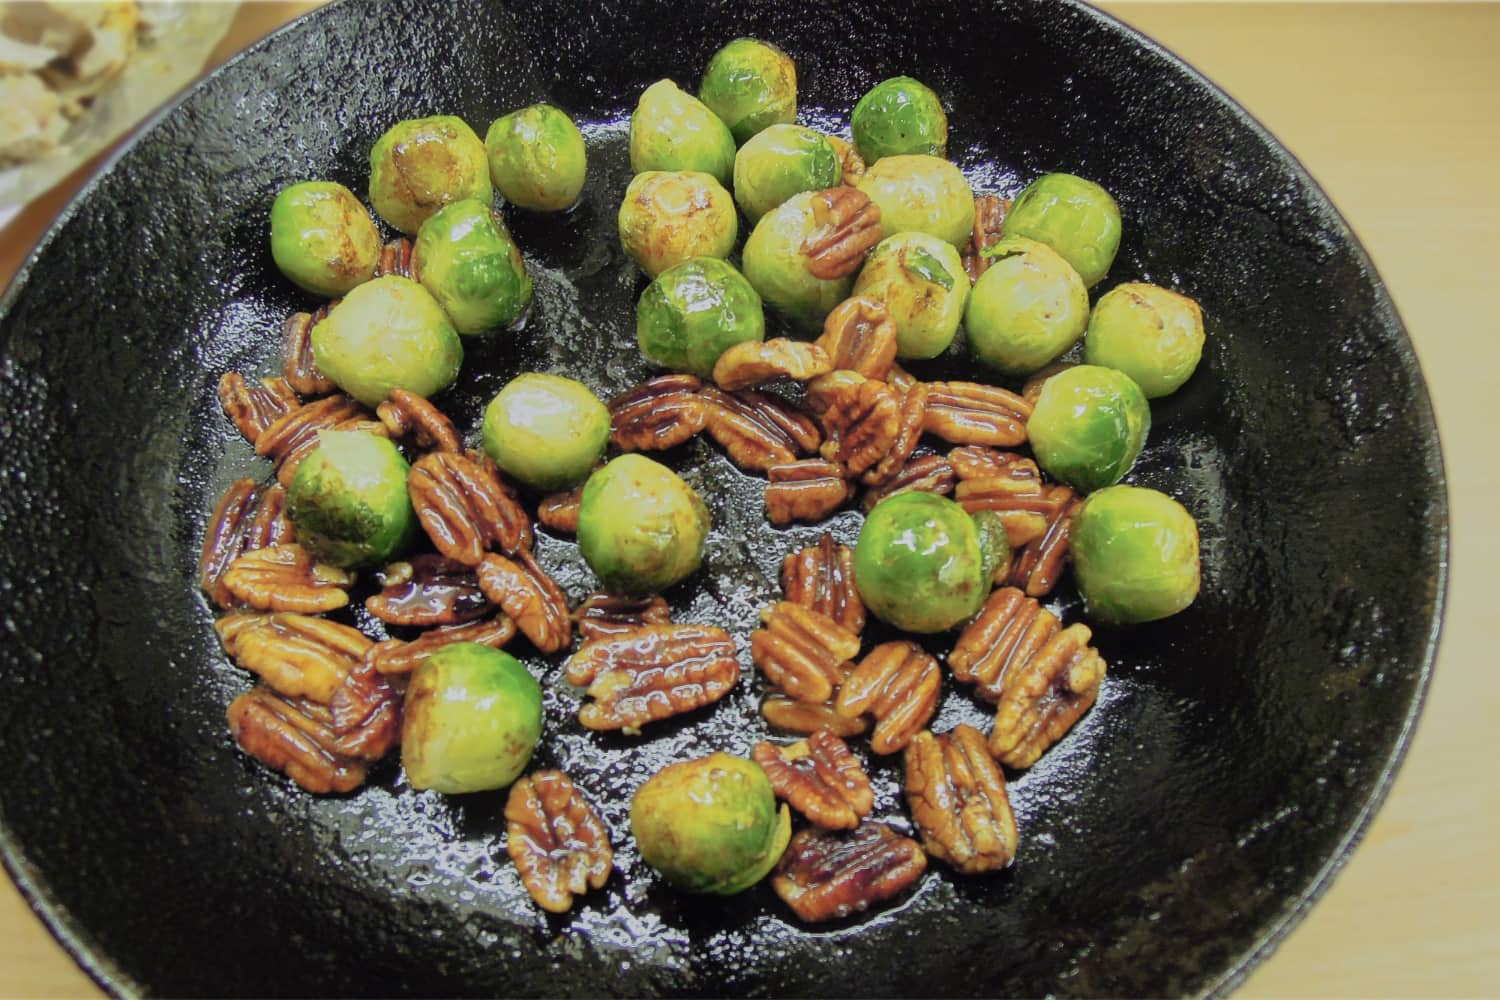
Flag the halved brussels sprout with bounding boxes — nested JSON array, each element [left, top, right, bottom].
[[269, 180, 381, 297], [413, 198, 531, 335], [854, 492, 989, 633], [963, 236, 1089, 376], [629, 79, 736, 186], [484, 103, 588, 212], [698, 38, 797, 145], [287, 429, 417, 569], [618, 170, 737, 279], [1084, 282, 1205, 398], [368, 115, 492, 235], [630, 752, 792, 894], [1070, 485, 1200, 625], [741, 190, 853, 331], [577, 454, 710, 594], [732, 124, 840, 225], [851, 76, 948, 163], [636, 257, 765, 378], [309, 275, 463, 407], [855, 154, 974, 248], [1002, 172, 1121, 288], [1027, 364, 1150, 494], [852, 231, 968, 359], [481, 373, 610, 492]]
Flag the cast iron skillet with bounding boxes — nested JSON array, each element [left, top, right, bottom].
[[0, 0, 1447, 995]]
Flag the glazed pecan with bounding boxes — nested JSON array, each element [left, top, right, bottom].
[[328, 657, 402, 761], [781, 532, 865, 636], [200, 479, 295, 608], [960, 194, 1010, 283], [922, 381, 1031, 448], [751, 602, 861, 705], [367, 615, 516, 675], [255, 393, 372, 486], [815, 297, 897, 381], [772, 823, 927, 923], [803, 187, 882, 279], [476, 551, 572, 654], [506, 770, 613, 913], [752, 731, 874, 830], [949, 587, 1058, 700], [218, 373, 299, 446], [376, 388, 461, 453], [904, 725, 1017, 873], [989, 619, 1105, 769], [281, 310, 337, 397], [835, 640, 941, 755], [952, 456, 1066, 549], [365, 554, 491, 627], [712, 337, 832, 391], [537, 481, 586, 534], [806, 371, 899, 477], [409, 450, 531, 566], [609, 374, 707, 452], [1021, 360, 1077, 406], [765, 459, 853, 526], [215, 611, 371, 703], [700, 386, 821, 473], [861, 453, 957, 510], [826, 135, 866, 187], [948, 446, 1041, 485], [885, 363, 919, 396], [1007, 487, 1082, 597], [219, 544, 353, 614], [860, 382, 927, 487], [373, 237, 418, 280], [573, 592, 672, 644], [761, 693, 869, 739], [228, 686, 366, 794], [565, 624, 739, 733]]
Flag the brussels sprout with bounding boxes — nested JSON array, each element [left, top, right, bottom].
[[1083, 282, 1205, 398], [618, 170, 737, 279], [1070, 485, 1200, 625], [852, 231, 968, 359], [630, 752, 792, 894], [413, 198, 531, 335], [732, 124, 841, 224], [963, 236, 1089, 376], [1027, 364, 1150, 493], [854, 492, 989, 633], [851, 76, 948, 163], [484, 103, 588, 212], [401, 643, 542, 794], [368, 115, 492, 235], [741, 190, 853, 331], [310, 275, 463, 407], [1002, 172, 1121, 288], [971, 509, 1012, 586], [636, 257, 765, 378], [268, 181, 381, 297], [577, 454, 710, 594], [856, 154, 974, 247], [286, 429, 418, 569], [481, 373, 610, 492], [698, 38, 797, 146], [629, 79, 736, 186]]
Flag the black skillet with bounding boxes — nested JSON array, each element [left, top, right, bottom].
[[0, 0, 1447, 995]]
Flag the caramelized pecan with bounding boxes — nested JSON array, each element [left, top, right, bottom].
[[219, 544, 353, 614], [218, 373, 299, 446], [860, 382, 927, 486], [572, 592, 672, 644], [989, 620, 1105, 769], [951, 454, 1066, 549], [765, 459, 853, 526], [752, 731, 874, 830], [904, 725, 1017, 873], [565, 624, 739, 733], [255, 393, 372, 486], [1007, 487, 1082, 597], [408, 450, 532, 566], [960, 194, 1010, 283], [780, 532, 865, 636], [948, 446, 1042, 485], [200, 479, 295, 608], [367, 615, 516, 675], [803, 187, 882, 279], [700, 386, 821, 473], [922, 381, 1031, 448], [608, 374, 707, 452], [376, 388, 461, 453], [537, 481, 586, 534], [751, 602, 861, 705], [228, 686, 366, 794], [365, 554, 491, 627], [949, 587, 1057, 700], [476, 551, 572, 654], [761, 693, 869, 739], [861, 453, 956, 510], [506, 770, 613, 913], [815, 297, 897, 381], [328, 656, 402, 761], [826, 136, 866, 187], [215, 611, 371, 703], [712, 337, 832, 390], [281, 310, 336, 397], [806, 371, 899, 477], [885, 363, 919, 396], [835, 640, 941, 755], [373, 237, 418, 280], [772, 823, 927, 923]]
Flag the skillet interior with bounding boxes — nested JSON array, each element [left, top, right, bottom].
[[0, 0, 1446, 995]]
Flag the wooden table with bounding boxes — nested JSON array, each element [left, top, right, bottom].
[[3, 3, 1495, 995]]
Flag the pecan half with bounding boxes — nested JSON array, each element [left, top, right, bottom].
[[609, 374, 707, 452], [255, 393, 372, 486], [752, 731, 874, 830], [826, 136, 866, 187], [200, 479, 295, 608], [761, 693, 869, 739], [806, 371, 900, 477], [367, 615, 516, 675], [712, 337, 832, 391], [752, 602, 861, 705], [885, 363, 919, 396], [1007, 487, 1082, 597], [573, 592, 672, 644], [476, 551, 572, 654], [228, 686, 367, 794], [218, 373, 299, 446], [765, 459, 852, 526], [409, 450, 531, 566], [904, 725, 1017, 873], [537, 481, 586, 534], [565, 624, 739, 733], [860, 382, 927, 486], [365, 554, 491, 627], [215, 611, 371, 703], [922, 381, 1031, 448], [803, 187, 882, 279], [960, 194, 1010, 283], [328, 656, 402, 761], [376, 388, 461, 453], [815, 297, 897, 381], [506, 770, 613, 913], [861, 453, 956, 510], [772, 823, 927, 924], [948, 446, 1042, 485], [700, 386, 821, 473], [373, 237, 418, 280], [281, 310, 337, 397], [835, 641, 941, 755], [952, 460, 1067, 549], [989, 620, 1105, 769], [219, 544, 353, 614], [780, 532, 865, 636]]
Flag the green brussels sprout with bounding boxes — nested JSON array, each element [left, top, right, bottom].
[[484, 103, 588, 212], [309, 275, 463, 407], [851, 231, 968, 359], [1003, 172, 1121, 288], [971, 509, 1012, 586], [854, 492, 989, 633], [618, 170, 738, 279], [401, 643, 543, 794], [732, 124, 840, 224], [367, 115, 492, 235], [577, 454, 710, 594], [698, 38, 798, 145], [629, 79, 736, 186], [741, 190, 853, 331], [630, 752, 792, 894], [286, 429, 418, 569], [481, 373, 610, 492], [855, 154, 974, 247], [413, 198, 531, 335], [268, 181, 381, 297], [1027, 364, 1150, 493], [636, 257, 765, 377], [1070, 485, 1200, 625], [1084, 282, 1205, 398], [963, 236, 1089, 376], [851, 76, 948, 163]]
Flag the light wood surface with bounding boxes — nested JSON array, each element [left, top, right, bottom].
[[2, 3, 1495, 996]]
